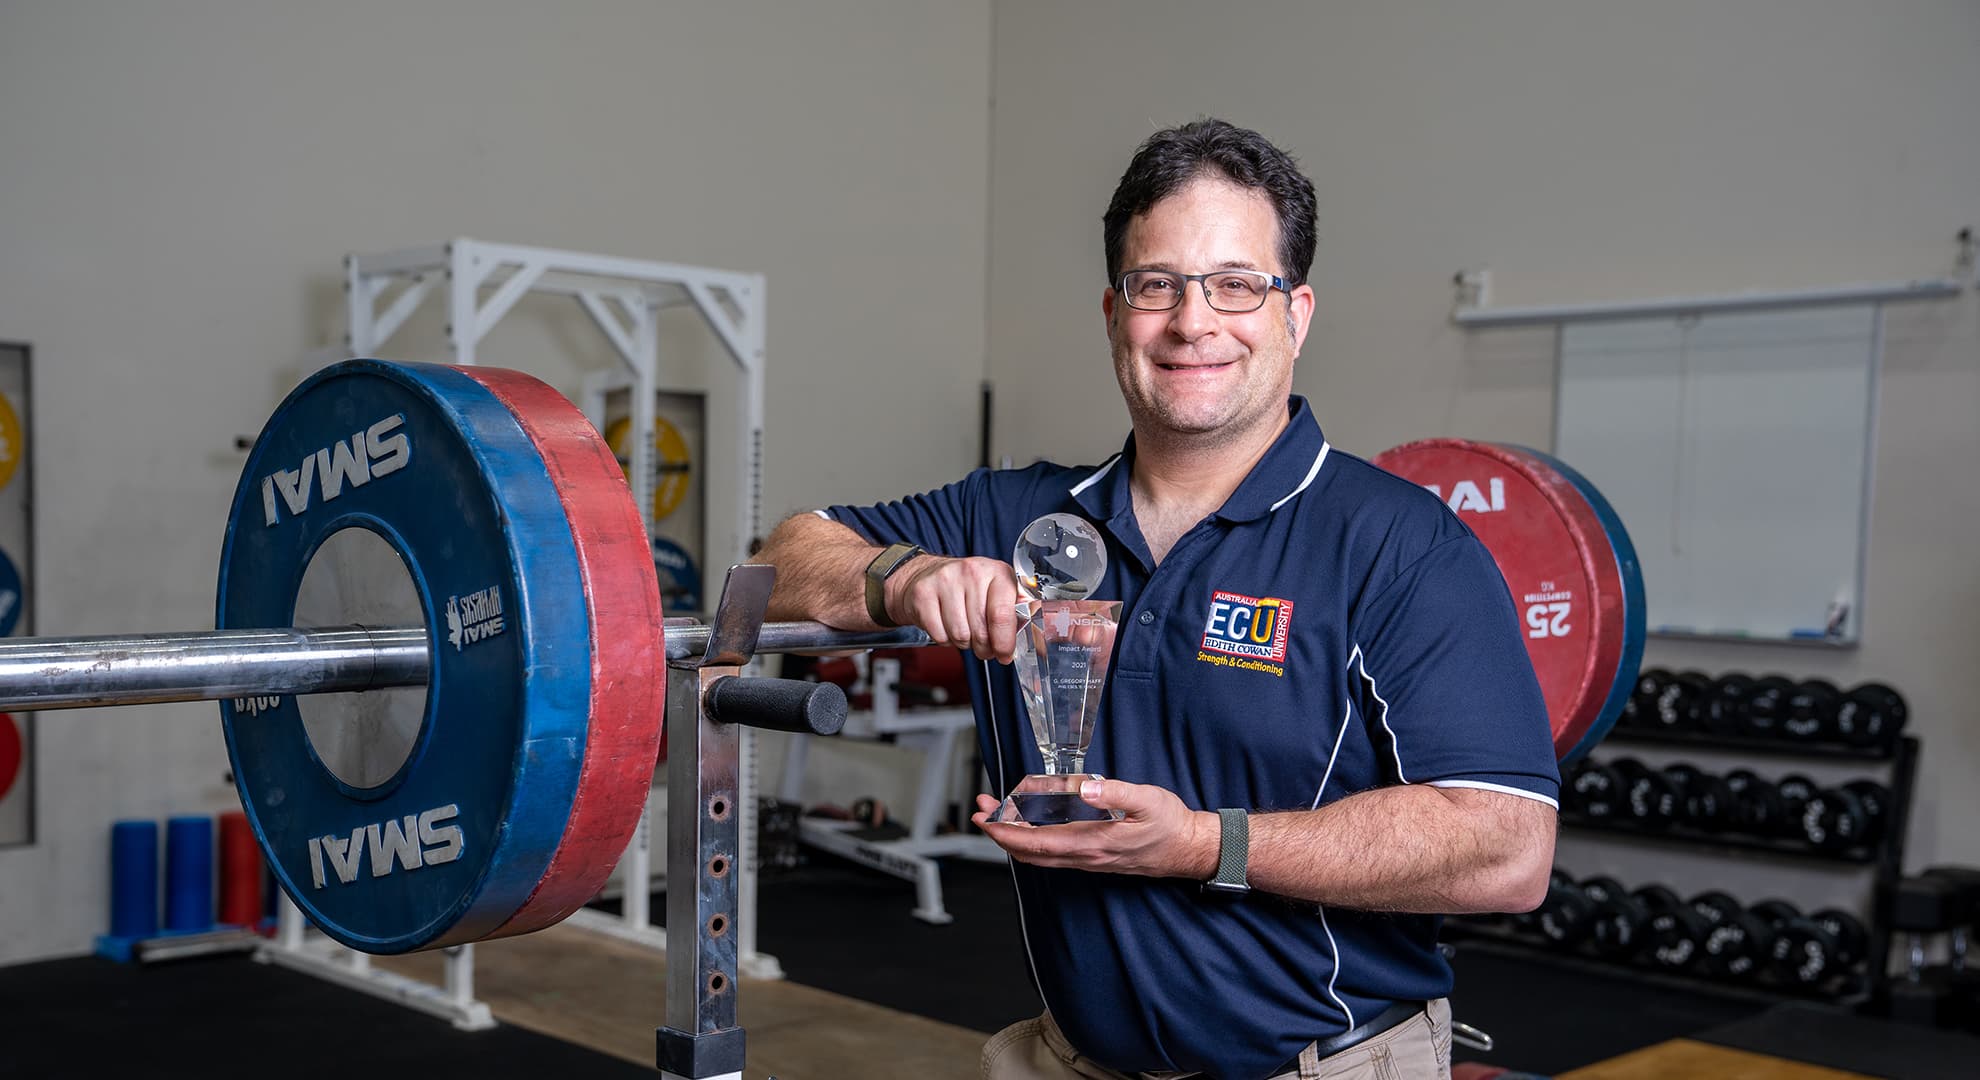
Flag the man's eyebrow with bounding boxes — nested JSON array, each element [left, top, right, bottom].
[[1125, 259, 1264, 273]]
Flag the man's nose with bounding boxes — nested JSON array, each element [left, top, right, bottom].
[[1168, 282, 1219, 340]]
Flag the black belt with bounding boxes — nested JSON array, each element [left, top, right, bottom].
[[1276, 1000, 1425, 1074]]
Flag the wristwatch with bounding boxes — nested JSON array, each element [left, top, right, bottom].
[[1204, 808, 1251, 896], [863, 542, 926, 628]]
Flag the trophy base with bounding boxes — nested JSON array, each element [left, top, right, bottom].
[[987, 774, 1124, 826]]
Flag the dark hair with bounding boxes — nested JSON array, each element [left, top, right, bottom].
[[1102, 118, 1317, 287]]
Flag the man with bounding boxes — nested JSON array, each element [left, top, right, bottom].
[[756, 118, 1558, 1080]]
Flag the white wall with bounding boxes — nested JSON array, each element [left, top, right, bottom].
[[0, 0, 991, 963], [986, 0, 1979, 918]]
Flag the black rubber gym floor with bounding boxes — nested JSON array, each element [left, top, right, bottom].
[[0, 947, 653, 1079], [8, 854, 1979, 1077]]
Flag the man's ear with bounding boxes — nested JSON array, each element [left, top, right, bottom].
[[1288, 283, 1316, 355]]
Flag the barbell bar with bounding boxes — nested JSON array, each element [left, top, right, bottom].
[[0, 621, 928, 712]]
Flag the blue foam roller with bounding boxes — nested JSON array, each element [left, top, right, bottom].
[[108, 820, 159, 939], [164, 815, 214, 933]]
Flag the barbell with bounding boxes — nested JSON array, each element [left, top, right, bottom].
[[0, 359, 925, 956], [2, 360, 1647, 959]]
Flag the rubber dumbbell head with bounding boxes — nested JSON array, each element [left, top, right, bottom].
[[1581, 876, 1652, 960], [1635, 884, 1708, 972], [1836, 682, 1907, 748]]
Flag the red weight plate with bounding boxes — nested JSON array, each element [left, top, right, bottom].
[[1371, 439, 1627, 760], [460, 368, 666, 936], [0, 712, 20, 803]]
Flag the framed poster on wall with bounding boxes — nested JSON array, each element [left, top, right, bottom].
[[0, 341, 32, 847]]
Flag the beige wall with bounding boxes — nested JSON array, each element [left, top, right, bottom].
[[0, 0, 1974, 966], [0, 0, 991, 963], [986, 0, 1979, 915]]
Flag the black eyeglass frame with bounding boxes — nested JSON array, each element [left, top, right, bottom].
[[1113, 268, 1291, 313]]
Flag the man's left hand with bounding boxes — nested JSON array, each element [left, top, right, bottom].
[[971, 779, 1219, 880]]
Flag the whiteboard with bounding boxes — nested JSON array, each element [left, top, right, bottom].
[[1554, 305, 1878, 644]]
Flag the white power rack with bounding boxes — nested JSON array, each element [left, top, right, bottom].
[[260, 238, 773, 1029]]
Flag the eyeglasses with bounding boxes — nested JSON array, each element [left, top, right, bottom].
[[1115, 269, 1288, 313]]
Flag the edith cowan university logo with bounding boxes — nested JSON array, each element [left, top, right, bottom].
[[1197, 589, 1295, 677]]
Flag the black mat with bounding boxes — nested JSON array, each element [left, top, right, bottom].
[[754, 857, 1042, 1035], [747, 853, 1773, 1073], [0, 951, 653, 1079], [1696, 1000, 1980, 1080], [1443, 940, 1769, 1075]]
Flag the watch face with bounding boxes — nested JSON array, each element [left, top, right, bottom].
[[1204, 880, 1250, 896]]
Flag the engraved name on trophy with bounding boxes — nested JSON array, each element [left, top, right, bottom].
[[989, 513, 1124, 825]]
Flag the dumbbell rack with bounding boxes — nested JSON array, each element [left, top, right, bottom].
[[1451, 730, 1918, 1006]]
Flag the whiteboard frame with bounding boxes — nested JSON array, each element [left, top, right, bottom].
[[1550, 305, 1883, 648]]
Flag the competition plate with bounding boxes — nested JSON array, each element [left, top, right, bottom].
[[1500, 445, 1646, 764], [0, 546, 21, 638], [1372, 439, 1641, 762], [457, 367, 665, 937], [0, 713, 20, 803], [219, 359, 623, 952]]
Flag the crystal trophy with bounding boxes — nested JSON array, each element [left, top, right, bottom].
[[989, 513, 1124, 825]]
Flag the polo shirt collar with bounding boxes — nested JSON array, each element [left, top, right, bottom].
[[1067, 396, 1333, 528]]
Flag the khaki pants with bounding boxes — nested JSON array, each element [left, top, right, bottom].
[[981, 999, 1451, 1080]]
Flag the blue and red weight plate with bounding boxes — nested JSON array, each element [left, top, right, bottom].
[[218, 359, 663, 953], [1372, 439, 1645, 764]]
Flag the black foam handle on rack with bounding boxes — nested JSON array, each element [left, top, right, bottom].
[[704, 675, 848, 736]]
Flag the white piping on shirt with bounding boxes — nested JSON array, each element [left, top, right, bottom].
[[1269, 441, 1332, 512], [1350, 644, 1408, 784], [1430, 779, 1560, 809], [1067, 455, 1119, 496]]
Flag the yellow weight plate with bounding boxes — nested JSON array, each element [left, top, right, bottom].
[[604, 414, 693, 522], [0, 394, 21, 491]]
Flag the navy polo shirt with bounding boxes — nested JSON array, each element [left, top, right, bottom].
[[824, 396, 1558, 1079]]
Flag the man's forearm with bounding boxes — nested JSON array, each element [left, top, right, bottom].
[[755, 513, 882, 628], [1234, 786, 1555, 914]]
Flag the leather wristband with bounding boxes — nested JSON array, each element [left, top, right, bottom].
[[863, 542, 925, 628]]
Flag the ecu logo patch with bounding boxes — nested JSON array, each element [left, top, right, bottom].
[[1197, 590, 1294, 675]]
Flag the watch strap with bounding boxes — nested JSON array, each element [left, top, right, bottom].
[[863, 542, 925, 628], [1207, 808, 1250, 895]]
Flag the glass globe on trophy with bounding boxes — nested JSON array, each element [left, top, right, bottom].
[[989, 513, 1124, 825]]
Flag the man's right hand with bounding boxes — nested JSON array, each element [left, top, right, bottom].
[[884, 554, 1020, 664]]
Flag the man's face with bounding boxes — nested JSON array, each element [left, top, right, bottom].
[[1104, 177, 1315, 449]]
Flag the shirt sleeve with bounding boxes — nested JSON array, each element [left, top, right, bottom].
[[1350, 534, 1562, 807], [820, 468, 988, 557]]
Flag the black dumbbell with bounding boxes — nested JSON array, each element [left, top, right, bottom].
[[1836, 683, 1907, 749], [1704, 673, 1756, 736], [1614, 758, 1680, 828], [1775, 774, 1819, 837], [1748, 899, 1848, 988], [1621, 668, 1668, 729], [1665, 762, 1733, 831], [1581, 876, 1652, 960], [1724, 768, 1783, 835], [1654, 671, 1713, 730], [1536, 874, 1595, 948], [1808, 908, 1869, 970], [1567, 759, 1624, 819], [1798, 783, 1873, 853], [1782, 679, 1842, 741], [1743, 675, 1797, 739], [1692, 891, 1774, 980], [1635, 884, 1709, 973], [1841, 780, 1890, 846]]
